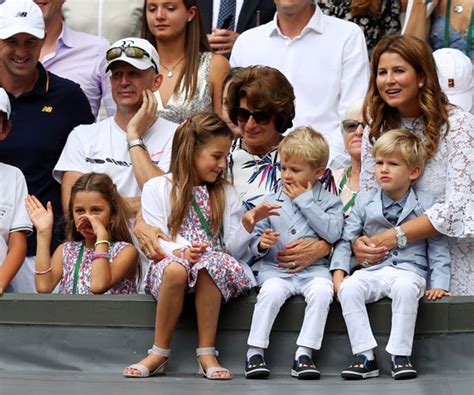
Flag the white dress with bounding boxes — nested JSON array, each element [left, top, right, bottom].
[[360, 107, 474, 295]]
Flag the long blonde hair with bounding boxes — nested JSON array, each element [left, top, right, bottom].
[[169, 112, 233, 238], [364, 35, 450, 159]]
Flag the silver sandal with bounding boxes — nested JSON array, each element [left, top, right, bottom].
[[196, 347, 233, 380], [123, 345, 170, 378]]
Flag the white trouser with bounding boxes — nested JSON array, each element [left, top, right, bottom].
[[8, 256, 37, 293], [248, 276, 333, 350], [338, 266, 426, 356]]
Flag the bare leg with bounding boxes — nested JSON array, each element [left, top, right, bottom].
[[195, 269, 230, 378], [124, 263, 187, 376]]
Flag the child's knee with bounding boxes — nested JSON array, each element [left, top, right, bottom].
[[257, 282, 289, 307], [338, 277, 363, 302], [391, 278, 423, 302], [306, 281, 333, 305], [162, 263, 188, 287]]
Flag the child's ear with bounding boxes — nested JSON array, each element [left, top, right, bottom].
[[0, 120, 12, 141], [408, 165, 422, 181]]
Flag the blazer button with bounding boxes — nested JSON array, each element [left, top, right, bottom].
[[393, 261, 397, 265], [393, 251, 398, 256], [290, 229, 296, 235]]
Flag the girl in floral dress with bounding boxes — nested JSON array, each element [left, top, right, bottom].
[[26, 173, 138, 295], [123, 113, 279, 380]]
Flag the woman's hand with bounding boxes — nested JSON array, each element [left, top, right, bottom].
[[425, 288, 451, 301], [259, 228, 280, 251], [242, 203, 281, 232], [284, 181, 312, 200], [134, 216, 171, 261], [352, 235, 389, 267], [25, 195, 53, 234], [277, 239, 331, 273]]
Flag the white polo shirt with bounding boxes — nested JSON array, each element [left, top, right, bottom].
[[53, 117, 177, 197], [0, 163, 32, 266], [230, 6, 370, 167]]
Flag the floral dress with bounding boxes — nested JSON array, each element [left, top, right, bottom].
[[360, 107, 474, 295], [145, 185, 252, 302], [58, 241, 137, 294]]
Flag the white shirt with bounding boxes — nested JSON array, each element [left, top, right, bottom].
[[53, 117, 177, 198], [212, 0, 245, 31], [230, 6, 370, 167], [0, 163, 32, 266]]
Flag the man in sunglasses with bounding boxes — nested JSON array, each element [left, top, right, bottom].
[[53, 38, 177, 288], [0, 0, 94, 292], [230, 0, 369, 168]]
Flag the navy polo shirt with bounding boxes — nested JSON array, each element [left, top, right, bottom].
[[0, 63, 94, 256]]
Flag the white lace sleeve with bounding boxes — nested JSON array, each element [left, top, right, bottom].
[[425, 109, 474, 238], [359, 126, 378, 192]]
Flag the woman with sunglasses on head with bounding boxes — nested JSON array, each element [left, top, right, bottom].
[[355, 35, 474, 296], [332, 103, 365, 217], [226, 66, 333, 273], [143, 0, 230, 123]]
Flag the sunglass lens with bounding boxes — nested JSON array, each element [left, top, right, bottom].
[[236, 108, 251, 123], [253, 110, 273, 124], [343, 120, 360, 133], [124, 46, 146, 59], [106, 47, 123, 61]]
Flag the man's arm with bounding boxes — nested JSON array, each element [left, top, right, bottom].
[[61, 171, 84, 216]]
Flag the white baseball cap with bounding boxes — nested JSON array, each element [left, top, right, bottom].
[[106, 37, 160, 73], [0, 0, 45, 40], [0, 88, 11, 120], [433, 48, 473, 112]]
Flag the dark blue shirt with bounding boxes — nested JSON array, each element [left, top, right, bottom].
[[382, 190, 409, 226], [0, 63, 94, 256]]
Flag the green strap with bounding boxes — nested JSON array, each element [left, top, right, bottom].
[[72, 243, 85, 294], [343, 194, 357, 214], [444, 0, 473, 57], [192, 198, 223, 249]]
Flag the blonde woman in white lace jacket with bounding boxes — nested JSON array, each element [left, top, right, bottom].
[[353, 35, 473, 295]]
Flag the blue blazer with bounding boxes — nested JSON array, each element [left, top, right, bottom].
[[330, 188, 451, 291], [250, 181, 344, 284]]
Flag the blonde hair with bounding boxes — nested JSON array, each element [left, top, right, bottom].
[[372, 129, 427, 170], [169, 112, 233, 238], [279, 127, 329, 169]]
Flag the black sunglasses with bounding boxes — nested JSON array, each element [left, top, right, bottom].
[[106, 45, 158, 71], [235, 107, 273, 125], [342, 119, 366, 133]]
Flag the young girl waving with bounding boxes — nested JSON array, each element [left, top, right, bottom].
[[26, 173, 139, 294], [123, 112, 279, 380]]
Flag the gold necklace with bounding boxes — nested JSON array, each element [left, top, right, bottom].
[[159, 57, 184, 78]]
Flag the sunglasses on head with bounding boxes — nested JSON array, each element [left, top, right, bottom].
[[235, 107, 273, 125], [342, 119, 366, 133], [106, 45, 158, 71]]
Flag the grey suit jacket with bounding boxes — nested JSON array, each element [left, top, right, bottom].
[[198, 0, 276, 34], [250, 181, 344, 284], [330, 188, 451, 290]]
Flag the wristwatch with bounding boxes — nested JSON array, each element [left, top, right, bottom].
[[127, 138, 146, 151], [395, 226, 408, 249]]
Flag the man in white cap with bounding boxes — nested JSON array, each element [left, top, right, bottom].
[[0, 88, 32, 295], [54, 37, 177, 271], [0, 0, 94, 292], [433, 48, 473, 114]]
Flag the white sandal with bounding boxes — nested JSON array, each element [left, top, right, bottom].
[[196, 347, 233, 380], [123, 345, 170, 378]]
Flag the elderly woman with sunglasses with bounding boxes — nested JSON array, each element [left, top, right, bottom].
[[332, 103, 365, 217], [226, 66, 332, 271]]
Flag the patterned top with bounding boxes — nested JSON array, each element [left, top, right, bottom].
[[333, 166, 359, 216], [228, 138, 281, 211], [360, 107, 474, 295], [155, 52, 213, 124], [430, 14, 474, 61], [58, 241, 137, 294], [318, 0, 401, 53]]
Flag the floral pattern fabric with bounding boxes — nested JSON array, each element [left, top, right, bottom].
[[145, 185, 252, 302], [58, 241, 137, 294], [360, 107, 474, 295]]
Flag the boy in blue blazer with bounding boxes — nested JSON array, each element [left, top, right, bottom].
[[245, 127, 344, 380], [331, 129, 450, 381]]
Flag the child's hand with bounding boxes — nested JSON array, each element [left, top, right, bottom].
[[425, 288, 451, 301], [76, 214, 109, 240], [258, 229, 280, 251], [284, 181, 312, 200], [243, 203, 281, 232], [185, 242, 208, 264], [25, 195, 53, 233], [332, 270, 346, 298]]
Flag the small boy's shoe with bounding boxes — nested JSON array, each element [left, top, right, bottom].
[[245, 354, 270, 379], [341, 354, 379, 380], [291, 355, 320, 380], [391, 356, 417, 380]]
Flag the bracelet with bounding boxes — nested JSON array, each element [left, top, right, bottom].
[[35, 267, 52, 275], [94, 240, 110, 248], [92, 252, 111, 261]]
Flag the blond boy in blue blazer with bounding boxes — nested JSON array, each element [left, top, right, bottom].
[[245, 127, 344, 380], [331, 130, 450, 381]]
